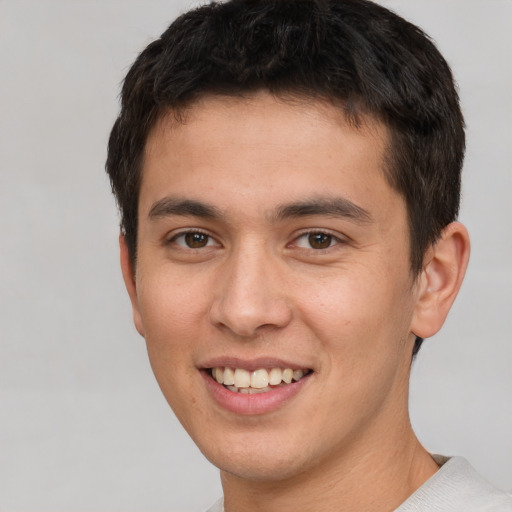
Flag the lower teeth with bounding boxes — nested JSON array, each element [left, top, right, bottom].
[[226, 384, 282, 394]]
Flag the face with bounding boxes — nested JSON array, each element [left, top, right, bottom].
[[124, 92, 423, 482]]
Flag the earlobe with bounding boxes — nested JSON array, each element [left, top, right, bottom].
[[119, 234, 145, 337], [411, 222, 470, 339]]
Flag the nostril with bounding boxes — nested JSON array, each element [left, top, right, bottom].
[[209, 301, 293, 338]]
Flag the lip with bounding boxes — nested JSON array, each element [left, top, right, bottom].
[[200, 367, 313, 416], [198, 356, 311, 372]]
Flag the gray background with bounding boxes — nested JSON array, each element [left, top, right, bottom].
[[0, 1, 510, 511]]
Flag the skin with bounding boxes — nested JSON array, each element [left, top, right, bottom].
[[121, 92, 470, 512]]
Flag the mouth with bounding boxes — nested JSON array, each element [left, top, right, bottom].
[[209, 366, 312, 394]]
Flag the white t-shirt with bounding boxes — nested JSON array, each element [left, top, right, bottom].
[[205, 456, 512, 512]]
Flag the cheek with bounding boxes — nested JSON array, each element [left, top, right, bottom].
[[134, 269, 214, 399], [137, 267, 211, 340], [135, 271, 210, 419], [295, 263, 415, 362]]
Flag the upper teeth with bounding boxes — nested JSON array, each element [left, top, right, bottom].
[[212, 367, 307, 389]]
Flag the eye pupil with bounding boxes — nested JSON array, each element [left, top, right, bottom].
[[308, 233, 332, 249], [185, 232, 209, 248]]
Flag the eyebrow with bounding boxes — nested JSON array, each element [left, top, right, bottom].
[[273, 197, 372, 224], [148, 197, 222, 220], [148, 195, 372, 224]]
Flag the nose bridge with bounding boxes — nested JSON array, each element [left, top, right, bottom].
[[210, 237, 291, 337]]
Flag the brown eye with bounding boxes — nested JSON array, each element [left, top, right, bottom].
[[308, 233, 333, 249], [184, 232, 210, 248]]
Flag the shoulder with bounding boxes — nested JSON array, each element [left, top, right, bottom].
[[395, 455, 512, 512]]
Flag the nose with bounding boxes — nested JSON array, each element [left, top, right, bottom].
[[209, 245, 293, 338]]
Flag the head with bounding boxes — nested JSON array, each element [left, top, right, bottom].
[[106, 0, 470, 487]]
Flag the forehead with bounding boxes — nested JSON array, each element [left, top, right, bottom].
[[146, 92, 387, 158], [140, 92, 398, 223]]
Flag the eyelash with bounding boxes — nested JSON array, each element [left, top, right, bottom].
[[291, 230, 344, 251], [167, 229, 218, 249], [166, 229, 344, 251]]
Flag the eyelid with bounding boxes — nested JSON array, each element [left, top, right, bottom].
[[290, 229, 347, 250], [166, 228, 221, 248]]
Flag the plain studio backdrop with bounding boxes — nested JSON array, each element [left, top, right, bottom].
[[0, 1, 510, 511]]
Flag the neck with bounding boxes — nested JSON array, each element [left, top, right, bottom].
[[220, 418, 438, 512]]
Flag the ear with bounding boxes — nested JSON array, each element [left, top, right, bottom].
[[410, 222, 470, 339], [119, 234, 145, 337]]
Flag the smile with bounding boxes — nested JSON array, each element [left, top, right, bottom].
[[210, 367, 311, 394]]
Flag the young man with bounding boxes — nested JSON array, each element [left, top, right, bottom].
[[106, 1, 512, 510]]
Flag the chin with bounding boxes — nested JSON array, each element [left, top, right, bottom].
[[195, 428, 320, 483], [215, 452, 310, 482]]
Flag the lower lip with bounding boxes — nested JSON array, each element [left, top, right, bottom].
[[201, 371, 311, 415]]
